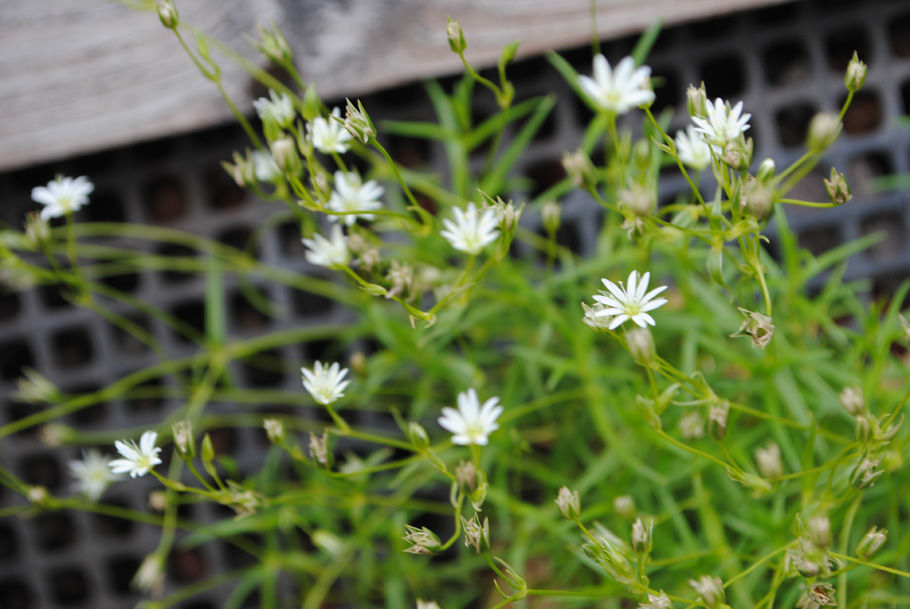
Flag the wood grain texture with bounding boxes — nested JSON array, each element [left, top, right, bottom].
[[0, 0, 790, 171]]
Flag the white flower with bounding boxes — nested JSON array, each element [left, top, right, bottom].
[[31, 175, 94, 220], [308, 107, 353, 154], [303, 224, 349, 267], [69, 449, 120, 501], [327, 171, 384, 225], [578, 55, 655, 114], [253, 90, 296, 128], [640, 591, 672, 609], [251, 150, 282, 182], [440, 202, 499, 255], [109, 430, 162, 478], [674, 125, 712, 170], [438, 388, 503, 446], [302, 361, 350, 405], [591, 270, 668, 330], [692, 98, 751, 149]]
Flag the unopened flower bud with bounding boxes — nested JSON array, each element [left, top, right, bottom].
[[807, 113, 841, 153], [808, 515, 831, 550], [845, 51, 867, 92], [541, 200, 561, 234], [24, 212, 51, 249], [446, 17, 467, 54], [256, 23, 292, 65], [417, 600, 441, 609], [27, 486, 49, 506], [562, 149, 595, 188], [614, 495, 636, 519], [839, 386, 865, 416], [469, 479, 488, 511], [455, 460, 476, 489], [640, 591, 672, 609], [631, 517, 652, 554], [687, 82, 708, 116], [797, 583, 836, 609], [263, 418, 285, 443], [620, 185, 655, 218], [403, 524, 441, 554], [851, 456, 882, 489], [39, 423, 70, 448], [678, 412, 705, 440], [461, 515, 490, 553], [270, 137, 298, 173], [148, 490, 168, 512], [731, 307, 775, 349], [626, 327, 656, 366], [172, 420, 195, 458], [741, 175, 775, 221], [722, 137, 753, 170], [556, 486, 581, 519], [755, 442, 783, 479], [408, 422, 430, 450], [157, 0, 179, 29], [344, 98, 375, 144], [223, 151, 254, 187], [756, 158, 776, 182], [708, 400, 730, 441], [15, 367, 60, 404], [133, 553, 165, 594], [855, 414, 872, 443], [309, 432, 331, 467], [689, 575, 725, 609], [856, 525, 887, 558], [824, 168, 852, 205]]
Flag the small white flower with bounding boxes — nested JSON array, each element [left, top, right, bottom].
[[692, 98, 751, 150], [640, 591, 672, 609], [302, 224, 349, 268], [578, 55, 655, 114], [591, 270, 668, 330], [251, 150, 282, 182], [302, 361, 350, 405], [327, 171, 384, 226], [69, 449, 120, 501], [308, 107, 353, 154], [31, 175, 94, 220], [674, 125, 712, 170], [253, 90, 296, 128], [109, 430, 162, 478], [440, 202, 499, 255], [438, 388, 503, 446]]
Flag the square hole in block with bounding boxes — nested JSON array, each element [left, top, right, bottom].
[[92, 497, 135, 538], [890, 11, 910, 58], [799, 224, 842, 256], [20, 453, 62, 491], [5, 400, 38, 438], [775, 103, 817, 148], [143, 175, 189, 222], [169, 547, 209, 583], [0, 289, 21, 322], [861, 212, 906, 260], [203, 165, 246, 210], [301, 338, 345, 364], [106, 554, 142, 596], [650, 65, 681, 115], [689, 13, 739, 40], [63, 384, 108, 426], [110, 314, 154, 355], [841, 90, 883, 134], [39, 283, 73, 310], [47, 566, 90, 605], [170, 300, 205, 344], [700, 54, 746, 99], [754, 2, 801, 25], [31, 511, 77, 552], [124, 377, 167, 416], [241, 347, 287, 388], [0, 524, 19, 563], [51, 326, 94, 369], [158, 243, 198, 284], [290, 288, 335, 318], [848, 151, 893, 196], [277, 221, 305, 258], [762, 40, 810, 87], [0, 337, 33, 380], [384, 133, 434, 170], [217, 226, 257, 254], [230, 289, 272, 334], [101, 270, 142, 293], [0, 579, 33, 609], [84, 190, 127, 223], [825, 26, 872, 72], [525, 158, 565, 198]]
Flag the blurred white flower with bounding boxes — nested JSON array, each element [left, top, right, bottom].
[[308, 107, 353, 154], [438, 388, 502, 446], [591, 270, 668, 330], [31, 175, 94, 220], [692, 98, 751, 149], [578, 55, 655, 114], [253, 90, 295, 128], [327, 171, 384, 226], [440, 202, 499, 255], [109, 430, 162, 478], [69, 449, 120, 501], [251, 150, 282, 182], [674, 125, 712, 170], [302, 361, 350, 405], [303, 224, 349, 268]]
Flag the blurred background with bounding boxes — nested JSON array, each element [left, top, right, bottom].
[[1, 0, 909, 607]]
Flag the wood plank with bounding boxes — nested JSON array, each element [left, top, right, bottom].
[[0, 0, 790, 171]]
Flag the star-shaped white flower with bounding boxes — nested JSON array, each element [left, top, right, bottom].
[[69, 449, 120, 501], [674, 125, 712, 171], [578, 55, 655, 114], [438, 388, 503, 446], [303, 224, 349, 268], [308, 107, 353, 154], [253, 90, 296, 128], [591, 270, 668, 330], [440, 202, 499, 255], [251, 150, 282, 183], [31, 175, 94, 220], [302, 361, 350, 405], [327, 171, 384, 226], [109, 431, 162, 478], [692, 98, 751, 149]]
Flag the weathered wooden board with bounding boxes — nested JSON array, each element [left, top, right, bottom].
[[0, 0, 790, 171]]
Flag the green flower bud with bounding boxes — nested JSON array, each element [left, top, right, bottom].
[[446, 17, 467, 54], [845, 51, 867, 92]]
